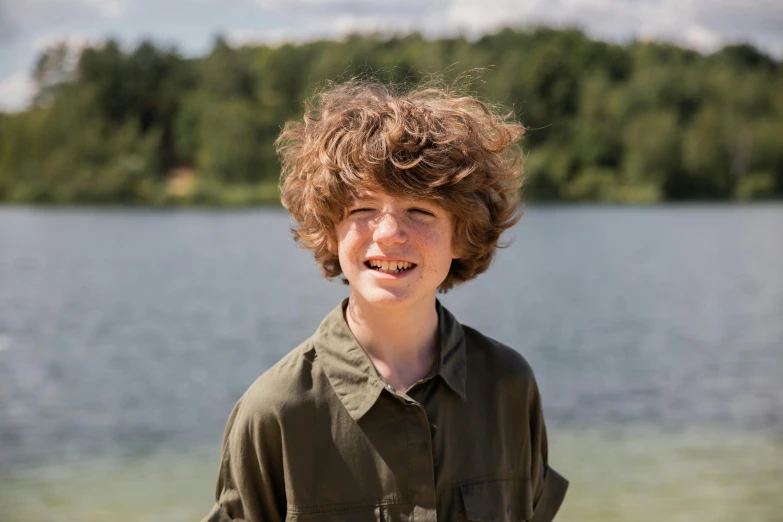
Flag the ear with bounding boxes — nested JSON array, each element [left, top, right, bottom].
[[451, 236, 463, 260], [448, 216, 463, 260], [325, 233, 338, 255]]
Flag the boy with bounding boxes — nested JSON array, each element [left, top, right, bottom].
[[202, 80, 568, 522]]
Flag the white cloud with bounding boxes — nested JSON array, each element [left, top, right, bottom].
[[682, 25, 721, 52], [245, 0, 783, 57], [85, 0, 125, 17], [253, 0, 444, 15], [445, 0, 783, 55], [11, 0, 126, 18], [75, 0, 125, 18], [0, 72, 35, 113], [227, 3, 440, 48], [0, 0, 126, 33]]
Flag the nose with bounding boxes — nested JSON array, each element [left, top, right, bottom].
[[372, 212, 406, 245]]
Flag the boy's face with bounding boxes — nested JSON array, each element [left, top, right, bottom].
[[334, 190, 457, 310]]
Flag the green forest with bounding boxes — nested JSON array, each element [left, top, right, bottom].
[[1, 27, 781, 205]]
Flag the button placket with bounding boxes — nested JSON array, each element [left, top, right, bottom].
[[405, 402, 438, 522]]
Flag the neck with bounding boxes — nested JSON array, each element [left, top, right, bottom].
[[345, 293, 439, 393]]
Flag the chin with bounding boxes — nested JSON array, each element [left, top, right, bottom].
[[351, 284, 420, 309], [365, 290, 414, 308]]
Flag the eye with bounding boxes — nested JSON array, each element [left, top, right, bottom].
[[410, 208, 435, 217], [348, 208, 373, 215]]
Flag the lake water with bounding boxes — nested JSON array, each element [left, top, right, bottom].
[[1, 205, 782, 522]]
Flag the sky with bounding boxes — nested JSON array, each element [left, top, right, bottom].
[[1, 0, 782, 112]]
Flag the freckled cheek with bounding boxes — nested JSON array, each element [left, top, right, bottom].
[[417, 233, 453, 270], [338, 228, 370, 264]]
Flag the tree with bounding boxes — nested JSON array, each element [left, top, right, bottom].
[[32, 42, 76, 107]]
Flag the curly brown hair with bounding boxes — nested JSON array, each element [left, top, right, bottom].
[[277, 79, 525, 291]]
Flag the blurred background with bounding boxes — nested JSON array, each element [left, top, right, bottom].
[[1, 1, 782, 521]]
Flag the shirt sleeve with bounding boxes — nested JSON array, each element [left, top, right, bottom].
[[527, 375, 569, 522], [201, 395, 286, 522]]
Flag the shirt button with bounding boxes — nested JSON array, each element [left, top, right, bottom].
[[386, 384, 394, 392]]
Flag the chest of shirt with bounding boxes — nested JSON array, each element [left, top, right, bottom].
[[278, 377, 534, 521]]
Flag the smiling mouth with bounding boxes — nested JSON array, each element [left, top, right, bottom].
[[364, 259, 417, 274]]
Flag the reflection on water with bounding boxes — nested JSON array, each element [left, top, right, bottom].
[[554, 429, 783, 522], [2, 429, 781, 522], [0, 448, 216, 522], [0, 205, 782, 521]]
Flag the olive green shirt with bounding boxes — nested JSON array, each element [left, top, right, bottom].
[[203, 299, 568, 522]]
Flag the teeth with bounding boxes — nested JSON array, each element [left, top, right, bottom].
[[367, 260, 414, 273]]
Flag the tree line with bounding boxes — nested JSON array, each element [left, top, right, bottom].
[[1, 27, 781, 205]]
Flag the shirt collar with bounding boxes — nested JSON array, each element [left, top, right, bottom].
[[313, 298, 468, 421]]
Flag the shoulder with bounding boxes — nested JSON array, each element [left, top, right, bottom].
[[461, 323, 537, 389], [230, 337, 320, 429]]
